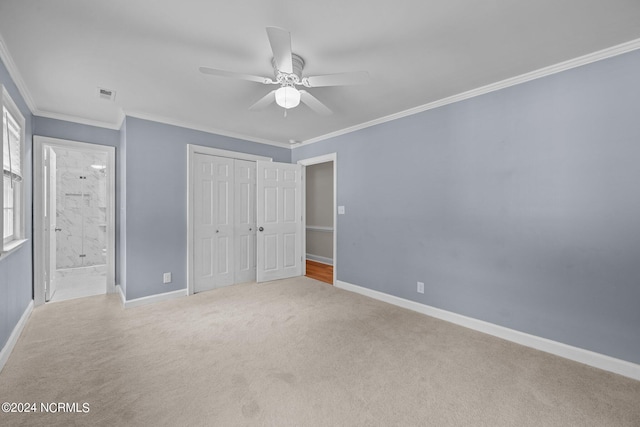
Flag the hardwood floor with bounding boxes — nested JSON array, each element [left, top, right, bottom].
[[305, 260, 333, 284]]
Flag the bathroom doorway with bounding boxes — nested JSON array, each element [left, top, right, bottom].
[[33, 136, 116, 305]]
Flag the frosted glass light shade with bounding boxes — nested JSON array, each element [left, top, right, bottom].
[[275, 87, 301, 109]]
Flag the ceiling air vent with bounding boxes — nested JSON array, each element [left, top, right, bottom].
[[97, 87, 116, 101]]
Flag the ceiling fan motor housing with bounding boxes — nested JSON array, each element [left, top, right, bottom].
[[272, 53, 305, 86]]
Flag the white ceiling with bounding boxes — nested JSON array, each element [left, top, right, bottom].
[[1, 0, 640, 147]]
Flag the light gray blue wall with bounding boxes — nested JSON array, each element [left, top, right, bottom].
[[292, 49, 640, 364], [33, 116, 120, 147], [123, 117, 290, 300], [0, 58, 33, 351]]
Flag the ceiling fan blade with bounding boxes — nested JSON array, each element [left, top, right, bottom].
[[266, 27, 293, 73], [299, 90, 332, 115], [303, 71, 370, 87], [249, 90, 277, 111], [199, 66, 276, 84]]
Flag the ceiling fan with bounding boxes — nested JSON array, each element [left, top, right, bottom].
[[199, 27, 370, 115]]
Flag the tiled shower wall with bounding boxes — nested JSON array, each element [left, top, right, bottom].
[[54, 147, 107, 269]]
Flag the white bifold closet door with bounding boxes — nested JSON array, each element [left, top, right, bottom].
[[233, 159, 257, 284], [193, 154, 256, 292]]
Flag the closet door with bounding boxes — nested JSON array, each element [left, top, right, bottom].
[[234, 160, 256, 284], [256, 161, 303, 282], [213, 157, 235, 288], [194, 154, 234, 292]]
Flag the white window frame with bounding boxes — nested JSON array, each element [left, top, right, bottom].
[[1, 84, 27, 255]]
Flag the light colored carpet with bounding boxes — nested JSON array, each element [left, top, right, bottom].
[[50, 269, 106, 303], [1, 276, 639, 426]]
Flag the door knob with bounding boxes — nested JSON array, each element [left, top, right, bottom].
[[258, 227, 264, 232], [55, 228, 62, 232]]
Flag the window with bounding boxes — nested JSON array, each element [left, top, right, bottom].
[[1, 85, 26, 252]]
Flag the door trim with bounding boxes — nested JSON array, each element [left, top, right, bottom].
[[186, 144, 272, 295], [297, 153, 337, 285], [33, 136, 116, 306]]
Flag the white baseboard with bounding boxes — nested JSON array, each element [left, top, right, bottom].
[[116, 284, 126, 305], [122, 288, 188, 309], [336, 280, 640, 381], [0, 300, 34, 374], [306, 254, 333, 266]]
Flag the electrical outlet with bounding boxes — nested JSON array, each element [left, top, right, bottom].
[[417, 281, 424, 294], [163, 272, 172, 284]]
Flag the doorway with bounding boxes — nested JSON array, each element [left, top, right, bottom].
[[33, 137, 116, 305], [298, 153, 337, 285]]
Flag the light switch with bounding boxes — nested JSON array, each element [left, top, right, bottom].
[[338, 206, 345, 215]]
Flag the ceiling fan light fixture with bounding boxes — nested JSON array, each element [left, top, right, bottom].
[[275, 86, 300, 109]]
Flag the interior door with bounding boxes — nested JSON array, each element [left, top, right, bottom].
[[194, 154, 234, 292], [256, 161, 303, 282], [44, 147, 57, 301], [234, 159, 256, 284]]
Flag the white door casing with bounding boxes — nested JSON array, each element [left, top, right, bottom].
[[234, 159, 256, 284], [44, 147, 57, 301], [256, 161, 303, 282]]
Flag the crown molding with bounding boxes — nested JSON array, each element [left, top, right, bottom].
[[298, 38, 640, 148], [33, 109, 125, 130], [4, 27, 639, 151], [125, 110, 293, 149], [0, 32, 285, 145], [33, 106, 292, 148], [0, 32, 37, 113]]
